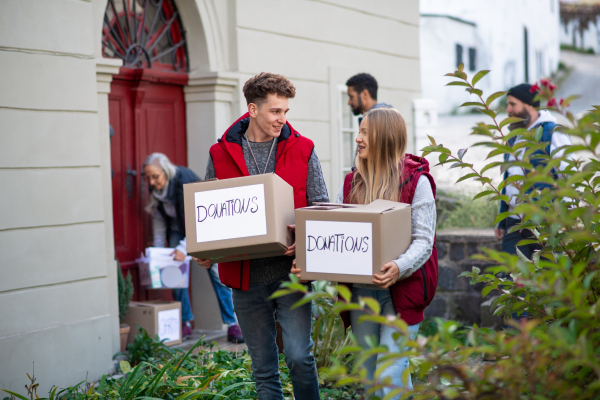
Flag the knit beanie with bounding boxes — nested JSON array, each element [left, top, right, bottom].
[[507, 83, 540, 107]]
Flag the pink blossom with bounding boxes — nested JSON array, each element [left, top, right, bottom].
[[530, 83, 540, 93]]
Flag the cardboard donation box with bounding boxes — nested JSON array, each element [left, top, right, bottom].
[[184, 173, 295, 262], [295, 200, 412, 284], [136, 247, 191, 289], [123, 301, 182, 346]]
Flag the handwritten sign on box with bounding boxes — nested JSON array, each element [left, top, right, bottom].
[[194, 183, 267, 243], [158, 308, 181, 342], [305, 220, 373, 276]]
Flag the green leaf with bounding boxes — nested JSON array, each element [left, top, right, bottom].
[[446, 81, 471, 87], [482, 286, 494, 297], [120, 360, 132, 373], [471, 70, 490, 86], [456, 172, 479, 183], [1, 390, 29, 400], [457, 148, 468, 160], [534, 125, 544, 142], [473, 190, 496, 200], [337, 285, 352, 302], [460, 101, 485, 108], [359, 296, 381, 315], [467, 88, 483, 97], [479, 108, 497, 119], [499, 116, 524, 129], [485, 91, 508, 107], [427, 135, 437, 146], [480, 161, 503, 175]]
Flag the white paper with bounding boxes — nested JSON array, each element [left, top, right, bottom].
[[194, 184, 267, 243], [305, 220, 373, 275], [158, 308, 181, 342]]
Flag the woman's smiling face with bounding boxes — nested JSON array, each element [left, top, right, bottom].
[[356, 117, 370, 160]]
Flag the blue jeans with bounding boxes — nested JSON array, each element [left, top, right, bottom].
[[350, 287, 420, 399], [208, 264, 236, 325], [232, 277, 319, 400], [168, 230, 236, 325], [168, 231, 194, 322], [501, 217, 542, 258]]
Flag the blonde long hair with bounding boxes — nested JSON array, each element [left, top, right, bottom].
[[350, 108, 407, 204]]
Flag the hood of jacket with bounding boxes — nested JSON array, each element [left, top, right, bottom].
[[530, 110, 557, 129]]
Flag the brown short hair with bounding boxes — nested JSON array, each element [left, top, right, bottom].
[[243, 72, 296, 106]]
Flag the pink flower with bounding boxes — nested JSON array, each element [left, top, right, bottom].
[[530, 83, 540, 93], [540, 78, 551, 87], [547, 98, 557, 108], [559, 98, 564, 106]]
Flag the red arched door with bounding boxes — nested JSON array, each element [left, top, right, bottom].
[[103, 0, 190, 301]]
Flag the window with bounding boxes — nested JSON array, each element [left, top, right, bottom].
[[338, 85, 360, 182], [456, 44, 463, 68], [468, 47, 477, 71]]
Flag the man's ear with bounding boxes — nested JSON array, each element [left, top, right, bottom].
[[360, 89, 371, 104], [248, 102, 258, 118]]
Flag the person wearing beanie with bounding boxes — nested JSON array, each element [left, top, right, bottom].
[[494, 83, 572, 257]]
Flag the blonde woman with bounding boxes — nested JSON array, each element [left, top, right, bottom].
[[338, 108, 438, 396]]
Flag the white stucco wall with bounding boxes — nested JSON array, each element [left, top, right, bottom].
[[0, 0, 422, 392], [232, 0, 421, 194], [420, 0, 560, 114], [0, 0, 118, 393]]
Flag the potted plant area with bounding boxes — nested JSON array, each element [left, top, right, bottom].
[[117, 261, 134, 352]]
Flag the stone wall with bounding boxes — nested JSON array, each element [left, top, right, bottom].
[[425, 228, 501, 325]]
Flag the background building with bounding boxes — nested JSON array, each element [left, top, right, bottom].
[[559, 0, 600, 54], [0, 0, 421, 392], [420, 0, 561, 114]]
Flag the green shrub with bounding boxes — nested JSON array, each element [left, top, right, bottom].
[[117, 326, 175, 366], [436, 191, 497, 229], [116, 262, 134, 321], [273, 65, 600, 398]]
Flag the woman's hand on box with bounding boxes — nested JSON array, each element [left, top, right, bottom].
[[284, 224, 296, 256], [171, 249, 186, 262], [191, 257, 212, 269], [372, 262, 400, 288]]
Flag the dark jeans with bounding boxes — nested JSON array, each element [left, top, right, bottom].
[[501, 218, 542, 258], [232, 276, 319, 400], [501, 218, 539, 322]]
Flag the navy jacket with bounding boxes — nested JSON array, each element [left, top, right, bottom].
[[155, 166, 201, 238], [498, 121, 557, 230]]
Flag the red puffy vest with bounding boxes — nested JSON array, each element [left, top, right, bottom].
[[210, 113, 314, 290], [343, 154, 438, 325]]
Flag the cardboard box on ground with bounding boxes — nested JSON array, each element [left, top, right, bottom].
[[295, 200, 412, 284], [123, 301, 182, 346], [183, 174, 295, 262]]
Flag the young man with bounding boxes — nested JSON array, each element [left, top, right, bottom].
[[346, 73, 391, 117], [495, 83, 572, 257], [195, 72, 328, 400]]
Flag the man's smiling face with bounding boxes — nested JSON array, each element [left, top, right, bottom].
[[254, 94, 290, 139]]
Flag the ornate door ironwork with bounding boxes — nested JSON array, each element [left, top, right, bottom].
[[102, 0, 188, 71]]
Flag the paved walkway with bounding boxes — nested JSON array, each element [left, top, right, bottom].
[[556, 50, 600, 116]]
